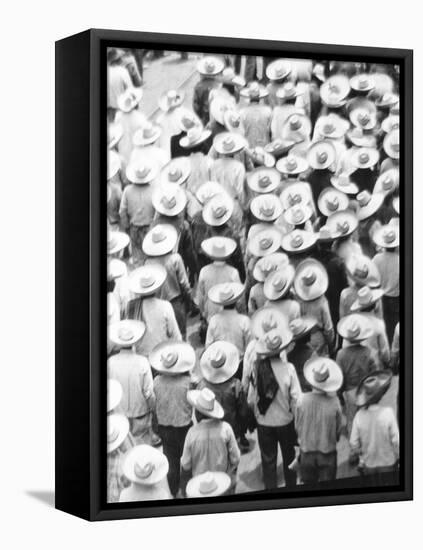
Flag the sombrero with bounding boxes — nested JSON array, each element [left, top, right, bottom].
[[330, 172, 359, 195], [320, 75, 350, 107], [315, 114, 349, 139], [349, 106, 377, 131], [264, 139, 296, 159], [276, 81, 302, 100], [178, 109, 201, 132], [117, 87, 143, 113], [356, 370, 393, 407], [129, 264, 167, 296], [240, 81, 269, 100], [375, 92, 399, 108], [210, 97, 232, 126], [213, 132, 247, 156], [381, 114, 400, 134], [326, 209, 358, 238], [350, 285, 385, 312], [345, 254, 381, 288], [202, 193, 234, 226], [350, 147, 380, 170], [276, 154, 309, 176], [255, 328, 293, 357], [126, 158, 159, 185], [281, 229, 317, 254], [196, 181, 226, 205], [208, 282, 244, 306], [180, 125, 212, 149], [248, 146, 276, 168], [142, 224, 178, 256], [294, 258, 328, 301], [197, 56, 225, 76], [107, 413, 130, 453], [200, 341, 239, 384], [107, 258, 126, 281], [282, 113, 312, 143], [108, 150, 121, 180], [280, 182, 310, 210], [390, 101, 400, 116], [133, 123, 162, 146], [318, 187, 349, 217], [252, 252, 289, 282], [251, 306, 290, 339], [317, 225, 338, 242], [152, 184, 187, 216], [223, 109, 244, 134], [107, 379, 123, 413], [337, 313, 374, 342], [108, 319, 146, 347], [266, 59, 292, 82], [247, 168, 280, 194], [107, 231, 130, 255], [304, 358, 343, 393], [372, 224, 400, 249], [160, 157, 191, 186], [289, 317, 317, 341], [356, 191, 384, 221], [187, 388, 224, 419], [350, 73, 375, 93], [393, 196, 399, 214], [201, 236, 237, 260], [284, 204, 313, 226], [346, 127, 377, 148], [250, 194, 283, 222], [122, 445, 169, 485], [186, 471, 231, 498], [383, 129, 400, 160], [374, 168, 399, 196], [108, 122, 123, 150], [263, 264, 296, 301], [220, 67, 246, 88], [248, 226, 282, 257], [149, 341, 196, 375], [307, 140, 337, 170], [158, 89, 185, 112], [312, 63, 326, 82]]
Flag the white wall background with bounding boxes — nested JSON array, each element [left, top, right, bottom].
[[0, 1, 420, 547]]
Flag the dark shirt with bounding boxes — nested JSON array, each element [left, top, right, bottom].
[[336, 344, 377, 392], [193, 79, 218, 125], [315, 247, 348, 327], [288, 340, 315, 392], [308, 168, 332, 206]]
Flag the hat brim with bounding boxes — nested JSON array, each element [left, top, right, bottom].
[[252, 252, 289, 282], [307, 142, 337, 170], [122, 445, 169, 485], [284, 205, 313, 226], [180, 129, 212, 149], [356, 370, 393, 407], [107, 414, 130, 453], [290, 318, 317, 341], [152, 190, 187, 217], [294, 259, 329, 302], [186, 472, 231, 498], [117, 88, 143, 113], [357, 194, 384, 221], [250, 198, 283, 222], [108, 379, 123, 412], [251, 306, 290, 339], [263, 266, 295, 301], [347, 132, 377, 148], [350, 288, 385, 311], [247, 169, 280, 194], [303, 359, 343, 393], [201, 237, 236, 260], [126, 165, 159, 184], [158, 92, 184, 113], [208, 283, 245, 306], [108, 320, 146, 347], [330, 176, 359, 195], [128, 265, 167, 296], [248, 230, 282, 258], [318, 190, 350, 217], [187, 390, 225, 419], [256, 337, 292, 357], [202, 200, 234, 227], [107, 231, 130, 255], [149, 341, 196, 375], [133, 129, 162, 147], [276, 157, 309, 175], [337, 314, 374, 342], [197, 58, 225, 76], [281, 231, 318, 254], [142, 229, 178, 256], [350, 149, 380, 170], [326, 210, 359, 238], [160, 159, 191, 186], [200, 342, 239, 384]]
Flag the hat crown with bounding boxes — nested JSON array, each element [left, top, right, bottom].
[[264, 329, 282, 350], [302, 268, 317, 287], [151, 228, 167, 243], [258, 175, 271, 188], [358, 151, 370, 164], [363, 376, 379, 396], [118, 327, 135, 342], [140, 272, 155, 288], [323, 121, 335, 134], [354, 263, 369, 279], [262, 314, 277, 333], [161, 190, 177, 209], [357, 191, 371, 207], [325, 194, 339, 211], [336, 220, 350, 235], [181, 115, 197, 131], [291, 207, 305, 223], [382, 174, 393, 190], [319, 226, 332, 240], [317, 151, 328, 164], [290, 232, 304, 248], [205, 60, 216, 73], [357, 75, 369, 89], [187, 126, 203, 143], [134, 164, 151, 179], [212, 201, 227, 219], [313, 363, 330, 383], [142, 124, 157, 139], [275, 63, 288, 77], [286, 156, 298, 170], [289, 116, 301, 130], [161, 350, 178, 368], [357, 111, 370, 125], [357, 286, 373, 305], [288, 193, 302, 206], [199, 473, 219, 494], [290, 318, 306, 336], [222, 136, 236, 152], [272, 274, 287, 292], [346, 322, 361, 339], [211, 239, 227, 256], [134, 460, 154, 480], [168, 167, 182, 182], [219, 284, 235, 301], [337, 173, 350, 187], [259, 198, 275, 217], [210, 349, 227, 369], [259, 235, 273, 250], [107, 234, 118, 252], [197, 388, 216, 411], [383, 228, 396, 244]]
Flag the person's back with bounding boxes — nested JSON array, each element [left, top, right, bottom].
[[197, 262, 241, 320], [206, 308, 251, 357], [336, 344, 376, 391], [197, 377, 243, 435], [241, 103, 272, 148]]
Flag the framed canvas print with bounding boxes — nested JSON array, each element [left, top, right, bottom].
[[55, 29, 413, 521]]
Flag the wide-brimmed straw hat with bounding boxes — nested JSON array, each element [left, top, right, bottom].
[[347, 127, 376, 148], [250, 194, 283, 222], [317, 225, 338, 242], [253, 252, 289, 282], [160, 157, 191, 186], [373, 224, 400, 249], [280, 182, 310, 210], [264, 139, 296, 159], [247, 168, 280, 194], [276, 154, 309, 176], [251, 306, 290, 339], [126, 158, 159, 184], [381, 114, 400, 134], [345, 254, 381, 288], [213, 132, 247, 156], [304, 358, 343, 393], [266, 59, 292, 81], [374, 168, 399, 196], [152, 184, 187, 217], [197, 56, 225, 76], [356, 191, 384, 221], [294, 259, 328, 301], [282, 114, 312, 143], [180, 125, 212, 149], [318, 188, 349, 217], [202, 193, 234, 226], [326, 209, 358, 238], [248, 146, 276, 168], [108, 150, 121, 180], [196, 181, 226, 205], [289, 317, 317, 341], [107, 258, 126, 281], [142, 224, 178, 256], [186, 471, 231, 498], [276, 81, 302, 100], [307, 140, 337, 170], [158, 89, 185, 112], [375, 92, 399, 108], [393, 196, 399, 214], [255, 328, 293, 357], [348, 97, 377, 129], [240, 81, 269, 100], [263, 264, 296, 300], [108, 122, 123, 150], [284, 204, 313, 226], [117, 87, 143, 113], [208, 282, 244, 306], [107, 413, 130, 453], [223, 109, 244, 134], [200, 341, 239, 384], [350, 285, 385, 312], [320, 75, 350, 107], [383, 128, 400, 160], [133, 123, 162, 146], [108, 379, 123, 413], [108, 319, 146, 347], [337, 313, 374, 342], [356, 371, 393, 407], [248, 226, 282, 257], [350, 73, 375, 93], [123, 445, 169, 485], [209, 97, 231, 125], [187, 388, 224, 419], [315, 114, 349, 139], [107, 231, 130, 255], [178, 109, 201, 132], [350, 147, 380, 170], [129, 264, 167, 296], [149, 341, 196, 375], [330, 173, 359, 195], [201, 236, 236, 260], [220, 67, 246, 87], [281, 229, 317, 254]]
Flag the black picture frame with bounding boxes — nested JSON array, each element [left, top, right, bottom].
[[55, 28, 413, 521]]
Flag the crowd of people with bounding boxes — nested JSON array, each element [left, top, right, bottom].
[[106, 48, 400, 503]]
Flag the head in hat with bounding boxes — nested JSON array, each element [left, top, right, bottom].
[[337, 313, 374, 343], [213, 132, 247, 156], [158, 89, 185, 112], [356, 191, 384, 221], [201, 236, 236, 261], [346, 127, 377, 148], [200, 341, 239, 384], [393, 196, 400, 215], [318, 188, 349, 217], [108, 319, 146, 347], [129, 264, 167, 296], [208, 282, 244, 307], [152, 184, 187, 217], [383, 128, 400, 160], [108, 379, 123, 413], [307, 139, 337, 170], [117, 87, 143, 113], [123, 444, 169, 485], [178, 108, 201, 133], [281, 229, 318, 254], [375, 92, 399, 109], [149, 341, 196, 375], [348, 98, 377, 130], [350, 285, 385, 312], [326, 209, 358, 239], [253, 252, 289, 283], [107, 231, 130, 256], [284, 204, 313, 227], [142, 224, 178, 257], [276, 81, 301, 102], [240, 81, 269, 102], [330, 172, 359, 195], [350, 147, 380, 170], [250, 194, 283, 222], [126, 158, 159, 185], [251, 306, 290, 340], [320, 75, 351, 108], [280, 182, 310, 210], [381, 114, 400, 134], [374, 168, 399, 196], [248, 226, 282, 258], [196, 181, 227, 206], [133, 122, 162, 147], [107, 413, 130, 454], [108, 150, 121, 181], [315, 114, 349, 140], [304, 358, 343, 393], [160, 157, 191, 186], [255, 328, 293, 358], [266, 59, 292, 82], [276, 154, 309, 176], [223, 109, 244, 134], [220, 67, 246, 88], [264, 139, 296, 160], [186, 471, 231, 498], [248, 146, 276, 168], [247, 168, 281, 194], [197, 56, 225, 77], [356, 371, 393, 407], [282, 113, 312, 143], [350, 73, 375, 94], [202, 193, 234, 226], [187, 388, 224, 419], [289, 316, 317, 342], [372, 224, 400, 249], [294, 259, 329, 302], [345, 254, 381, 288], [263, 264, 296, 301], [180, 124, 212, 149]]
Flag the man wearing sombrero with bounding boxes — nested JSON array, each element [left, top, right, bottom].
[[193, 56, 225, 125], [240, 82, 272, 149]]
